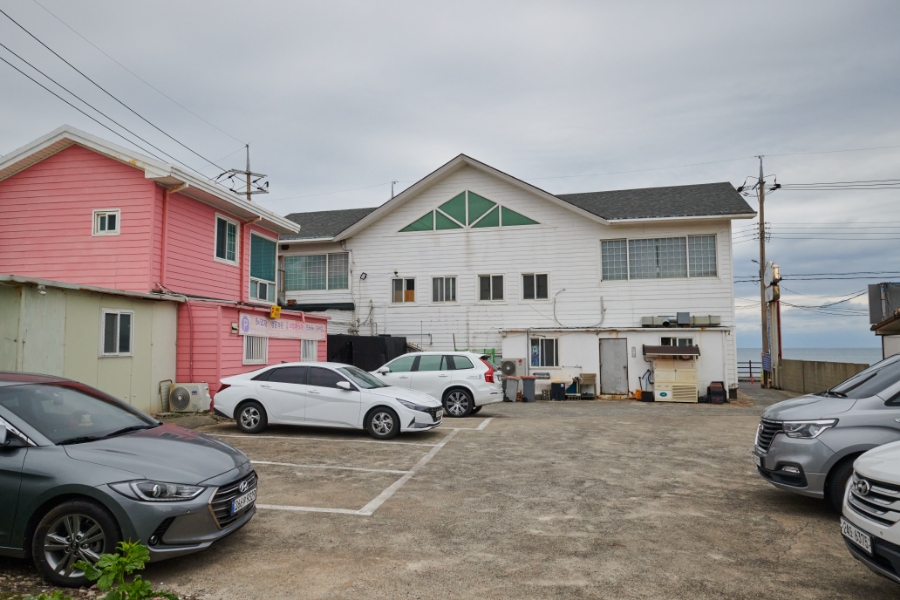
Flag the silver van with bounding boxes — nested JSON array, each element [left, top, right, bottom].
[[752, 354, 900, 510]]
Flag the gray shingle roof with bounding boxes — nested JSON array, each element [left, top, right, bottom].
[[556, 182, 755, 221], [282, 207, 378, 240]]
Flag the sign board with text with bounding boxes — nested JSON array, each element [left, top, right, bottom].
[[238, 312, 326, 341]]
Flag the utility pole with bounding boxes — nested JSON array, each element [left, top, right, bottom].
[[757, 155, 770, 388], [215, 144, 269, 202]]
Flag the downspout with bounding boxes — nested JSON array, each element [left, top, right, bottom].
[[160, 183, 188, 288]]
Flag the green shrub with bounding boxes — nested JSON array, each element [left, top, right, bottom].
[[73, 541, 178, 600]]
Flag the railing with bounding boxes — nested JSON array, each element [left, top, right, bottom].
[[737, 360, 762, 382]]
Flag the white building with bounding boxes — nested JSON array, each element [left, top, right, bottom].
[[278, 155, 755, 398]]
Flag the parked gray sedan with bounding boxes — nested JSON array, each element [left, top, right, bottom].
[[0, 373, 257, 587], [753, 354, 900, 510]]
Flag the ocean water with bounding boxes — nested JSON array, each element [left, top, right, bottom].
[[737, 347, 883, 366]]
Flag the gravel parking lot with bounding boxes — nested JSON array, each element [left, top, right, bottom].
[[3, 393, 897, 599]]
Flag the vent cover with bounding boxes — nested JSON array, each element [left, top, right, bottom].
[[170, 387, 191, 411]]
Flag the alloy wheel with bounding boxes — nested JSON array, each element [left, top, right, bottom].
[[445, 391, 470, 416], [371, 412, 394, 435], [241, 407, 260, 429], [42, 514, 107, 579]]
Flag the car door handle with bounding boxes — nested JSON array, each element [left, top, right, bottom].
[[438, 374, 449, 378], [260, 384, 272, 388], [399, 376, 409, 379], [308, 389, 320, 394]]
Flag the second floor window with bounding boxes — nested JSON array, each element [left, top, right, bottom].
[[601, 235, 718, 280], [215, 216, 238, 263], [250, 234, 276, 303], [432, 277, 457, 302], [392, 278, 415, 303], [522, 274, 548, 300], [93, 209, 120, 236], [284, 253, 349, 291], [479, 275, 504, 301]]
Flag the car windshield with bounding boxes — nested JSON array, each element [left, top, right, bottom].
[[0, 383, 157, 444], [337, 366, 389, 389], [826, 354, 900, 399]]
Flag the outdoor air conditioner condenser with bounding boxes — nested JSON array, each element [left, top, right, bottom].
[[169, 383, 212, 413]]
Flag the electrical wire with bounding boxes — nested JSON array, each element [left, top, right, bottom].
[[28, 0, 245, 146], [0, 6, 227, 174]]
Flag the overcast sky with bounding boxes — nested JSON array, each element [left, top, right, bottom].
[[2, 0, 899, 349]]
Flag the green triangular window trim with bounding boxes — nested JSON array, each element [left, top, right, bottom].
[[467, 192, 496, 225], [500, 206, 539, 226], [438, 193, 467, 225], [472, 205, 499, 228], [435, 211, 462, 230], [399, 191, 539, 232], [400, 211, 434, 232]]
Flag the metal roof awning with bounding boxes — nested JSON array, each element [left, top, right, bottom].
[[643, 345, 701, 358]]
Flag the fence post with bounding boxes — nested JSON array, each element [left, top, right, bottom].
[[750, 360, 754, 385]]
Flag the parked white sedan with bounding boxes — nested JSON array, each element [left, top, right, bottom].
[[373, 351, 503, 417], [214, 362, 443, 439]]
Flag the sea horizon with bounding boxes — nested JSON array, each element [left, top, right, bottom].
[[737, 347, 883, 365]]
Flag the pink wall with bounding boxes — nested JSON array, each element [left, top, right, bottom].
[[176, 302, 328, 394], [0, 145, 155, 292]]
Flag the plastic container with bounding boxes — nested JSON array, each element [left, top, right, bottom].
[[520, 376, 537, 402], [550, 382, 566, 401]]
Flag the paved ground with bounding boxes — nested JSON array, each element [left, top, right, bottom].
[[3, 388, 897, 599]]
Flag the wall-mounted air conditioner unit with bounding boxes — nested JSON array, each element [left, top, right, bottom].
[[169, 383, 211, 413], [652, 359, 698, 403]]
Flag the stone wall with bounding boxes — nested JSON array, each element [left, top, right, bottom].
[[780, 359, 869, 395]]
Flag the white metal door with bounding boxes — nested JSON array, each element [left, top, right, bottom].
[[600, 339, 628, 394]]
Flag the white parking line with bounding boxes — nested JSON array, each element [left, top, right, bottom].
[[211, 433, 439, 447], [257, 504, 364, 515], [253, 460, 409, 475], [476, 417, 494, 431]]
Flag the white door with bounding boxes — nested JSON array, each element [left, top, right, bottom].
[[410, 354, 452, 399], [304, 367, 363, 427], [600, 339, 629, 395], [376, 355, 416, 388], [259, 366, 308, 423]]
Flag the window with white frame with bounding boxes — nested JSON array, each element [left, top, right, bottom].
[[603, 235, 718, 281], [93, 209, 120, 236], [284, 253, 349, 291], [478, 275, 504, 301], [601, 239, 628, 281], [522, 274, 548, 300], [249, 234, 276, 302], [661, 337, 694, 347], [688, 235, 717, 277], [432, 277, 457, 302], [243, 336, 268, 365], [302, 339, 318, 361], [392, 278, 415, 303], [530, 338, 558, 367], [629, 237, 687, 279], [215, 215, 238, 264], [100, 310, 133, 356]]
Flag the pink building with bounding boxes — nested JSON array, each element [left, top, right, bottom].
[[0, 126, 326, 411]]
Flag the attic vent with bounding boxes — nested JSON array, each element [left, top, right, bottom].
[[400, 191, 538, 232]]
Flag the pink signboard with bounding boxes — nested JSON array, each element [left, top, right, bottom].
[[238, 312, 326, 341]]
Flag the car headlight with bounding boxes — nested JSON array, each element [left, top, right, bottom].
[[110, 480, 206, 502], [782, 419, 838, 439], [396, 398, 431, 413]]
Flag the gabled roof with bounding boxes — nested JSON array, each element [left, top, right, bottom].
[[0, 125, 299, 235], [283, 207, 377, 240], [557, 182, 755, 221]]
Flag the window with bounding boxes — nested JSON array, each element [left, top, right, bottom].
[[93, 209, 120, 236], [416, 355, 448, 371], [449, 356, 474, 370], [302, 339, 318, 361], [400, 191, 538, 232], [661, 337, 694, 347], [308, 367, 347, 389], [243, 335, 268, 365], [249, 234, 276, 303], [432, 277, 457, 302], [386, 355, 416, 372], [100, 310, 133, 356], [628, 237, 687, 279], [530, 338, 558, 367], [601, 240, 628, 281], [392, 278, 416, 303], [522, 274, 548, 300], [688, 235, 717, 277], [284, 253, 349, 291], [266, 366, 307, 384], [214, 216, 238, 264], [479, 275, 504, 301]]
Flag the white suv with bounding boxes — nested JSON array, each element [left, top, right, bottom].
[[841, 440, 900, 585], [373, 352, 502, 417]]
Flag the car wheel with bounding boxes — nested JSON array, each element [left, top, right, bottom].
[[471, 406, 483, 414], [443, 389, 473, 418], [825, 456, 856, 512], [32, 500, 121, 588], [366, 407, 399, 440], [237, 401, 267, 434]]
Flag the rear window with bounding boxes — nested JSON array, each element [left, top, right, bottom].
[[266, 367, 308, 385], [450, 356, 474, 370], [831, 354, 900, 399]]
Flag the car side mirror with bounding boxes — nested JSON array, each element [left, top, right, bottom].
[[0, 427, 6, 447], [377, 368, 390, 375], [336, 381, 353, 391]]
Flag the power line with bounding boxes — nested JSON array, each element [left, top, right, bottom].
[[268, 182, 393, 203], [28, 0, 245, 146], [0, 6, 226, 174], [527, 156, 757, 181]]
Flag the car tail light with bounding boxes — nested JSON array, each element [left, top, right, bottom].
[[479, 359, 495, 383], [217, 384, 230, 393]]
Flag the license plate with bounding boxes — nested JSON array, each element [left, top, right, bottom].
[[841, 517, 873, 555], [232, 488, 257, 515], [435, 409, 443, 419], [752, 454, 762, 468]]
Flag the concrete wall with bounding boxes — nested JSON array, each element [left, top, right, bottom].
[[883, 335, 900, 359], [780, 359, 869, 395], [0, 282, 177, 413]]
